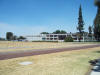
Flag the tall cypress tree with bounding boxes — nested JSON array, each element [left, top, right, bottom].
[[94, 0, 100, 41], [88, 26, 92, 37], [77, 5, 84, 42]]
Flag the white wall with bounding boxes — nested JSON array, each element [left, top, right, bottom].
[[25, 36, 42, 41]]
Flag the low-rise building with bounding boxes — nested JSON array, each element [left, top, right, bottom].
[[25, 33, 91, 42], [41, 33, 77, 42], [24, 31, 97, 42], [25, 35, 42, 41]]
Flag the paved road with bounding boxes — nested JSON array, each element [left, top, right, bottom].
[[0, 44, 100, 60]]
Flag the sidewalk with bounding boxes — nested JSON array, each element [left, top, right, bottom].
[[90, 71, 100, 75]]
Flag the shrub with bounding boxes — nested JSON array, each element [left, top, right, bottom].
[[64, 36, 73, 42]]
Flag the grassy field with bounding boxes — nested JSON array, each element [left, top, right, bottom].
[[0, 41, 98, 52], [0, 47, 100, 75]]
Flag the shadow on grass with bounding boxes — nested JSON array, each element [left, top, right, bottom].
[[95, 51, 100, 53], [92, 66, 100, 72]]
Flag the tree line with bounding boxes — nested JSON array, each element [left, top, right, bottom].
[[41, 30, 67, 34], [6, 32, 26, 41]]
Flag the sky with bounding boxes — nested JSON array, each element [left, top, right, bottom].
[[0, 0, 98, 38]]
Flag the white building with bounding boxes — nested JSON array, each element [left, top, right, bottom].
[[24, 33, 96, 42], [25, 33, 81, 42], [25, 35, 42, 41], [41, 33, 78, 42]]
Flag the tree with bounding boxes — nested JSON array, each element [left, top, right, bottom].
[[88, 26, 92, 37], [6, 32, 13, 41], [13, 35, 17, 40], [77, 5, 84, 42], [94, 0, 100, 41], [53, 30, 67, 34], [41, 32, 49, 34], [94, 0, 100, 6], [53, 30, 61, 34], [60, 30, 67, 34], [0, 37, 5, 41], [64, 36, 73, 42], [17, 36, 26, 41]]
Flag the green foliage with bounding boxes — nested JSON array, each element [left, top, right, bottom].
[[94, 0, 100, 6], [94, 6, 100, 41], [18, 36, 26, 40], [53, 30, 67, 34], [60, 30, 67, 34], [0, 38, 5, 41], [88, 26, 92, 37], [13, 35, 17, 40], [6, 32, 13, 41], [64, 36, 73, 42], [88, 26, 92, 34], [41, 32, 49, 34], [77, 5, 84, 42], [53, 30, 60, 34], [77, 5, 84, 32]]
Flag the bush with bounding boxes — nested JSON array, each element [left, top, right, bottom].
[[64, 36, 73, 42], [0, 38, 5, 41]]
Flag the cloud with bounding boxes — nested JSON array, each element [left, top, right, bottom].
[[0, 22, 46, 38]]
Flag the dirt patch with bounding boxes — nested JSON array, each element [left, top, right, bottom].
[[0, 44, 100, 60]]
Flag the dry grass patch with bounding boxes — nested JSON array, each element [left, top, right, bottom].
[[0, 47, 100, 75], [0, 41, 96, 52]]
